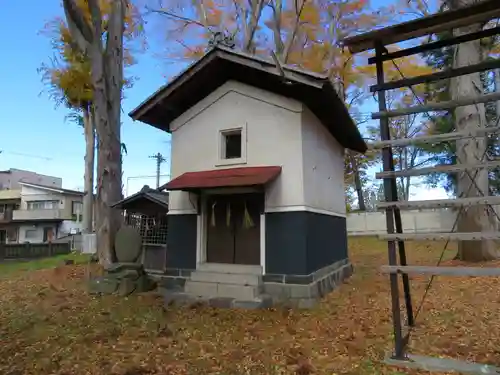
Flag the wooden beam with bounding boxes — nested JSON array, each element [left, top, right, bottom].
[[385, 353, 500, 374], [379, 232, 500, 241], [375, 160, 500, 179], [367, 26, 500, 65], [381, 265, 500, 276], [377, 196, 500, 210], [368, 126, 500, 149], [342, 0, 500, 54], [370, 59, 500, 93], [372, 91, 500, 120]]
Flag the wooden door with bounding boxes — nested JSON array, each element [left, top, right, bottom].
[[205, 193, 262, 265], [206, 195, 236, 263], [233, 193, 262, 265], [43, 227, 54, 243]]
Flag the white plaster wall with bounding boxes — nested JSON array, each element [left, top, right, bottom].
[[301, 108, 346, 216], [347, 209, 456, 236], [168, 80, 304, 213]]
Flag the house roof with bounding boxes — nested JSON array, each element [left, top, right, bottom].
[[111, 185, 169, 209], [129, 46, 367, 153], [161, 166, 282, 192], [18, 181, 84, 196], [341, 0, 500, 53]]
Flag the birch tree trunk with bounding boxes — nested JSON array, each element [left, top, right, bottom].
[[449, 0, 500, 261], [82, 106, 95, 234]]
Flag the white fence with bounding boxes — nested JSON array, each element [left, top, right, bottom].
[[347, 209, 457, 236]]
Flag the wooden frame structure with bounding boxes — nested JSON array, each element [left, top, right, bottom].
[[343, 1, 500, 373]]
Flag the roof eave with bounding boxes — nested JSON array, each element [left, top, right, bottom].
[[111, 192, 169, 209], [129, 47, 330, 124]]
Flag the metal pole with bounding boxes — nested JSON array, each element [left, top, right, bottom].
[[149, 153, 167, 189], [156, 153, 161, 189], [375, 44, 406, 359]]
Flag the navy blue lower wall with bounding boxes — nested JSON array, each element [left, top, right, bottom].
[[265, 211, 347, 276], [166, 214, 197, 270]]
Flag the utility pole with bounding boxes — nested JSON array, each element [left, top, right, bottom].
[[149, 152, 167, 189]]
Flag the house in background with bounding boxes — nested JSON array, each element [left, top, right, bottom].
[[0, 168, 62, 190], [0, 181, 84, 243], [130, 46, 367, 308], [0, 189, 21, 244]]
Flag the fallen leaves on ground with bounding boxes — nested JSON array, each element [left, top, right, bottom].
[[0, 237, 499, 374]]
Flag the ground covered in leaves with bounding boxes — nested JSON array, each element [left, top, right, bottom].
[[1, 237, 500, 375]]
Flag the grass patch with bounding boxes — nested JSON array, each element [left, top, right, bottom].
[[0, 252, 91, 277], [0, 237, 499, 374]]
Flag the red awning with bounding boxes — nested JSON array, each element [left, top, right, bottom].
[[163, 166, 282, 191]]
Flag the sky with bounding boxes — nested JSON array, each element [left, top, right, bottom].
[[0, 1, 448, 201]]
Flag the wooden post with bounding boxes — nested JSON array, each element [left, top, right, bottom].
[[375, 44, 414, 359]]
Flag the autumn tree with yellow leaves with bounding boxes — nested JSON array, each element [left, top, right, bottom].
[[41, 0, 143, 265], [40, 12, 95, 234]]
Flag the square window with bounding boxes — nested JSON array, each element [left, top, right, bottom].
[[223, 130, 242, 159], [25, 229, 37, 239], [216, 125, 247, 167]]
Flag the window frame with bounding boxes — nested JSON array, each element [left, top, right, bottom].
[[26, 200, 59, 210], [72, 201, 83, 215], [216, 123, 247, 167], [24, 229, 38, 240]]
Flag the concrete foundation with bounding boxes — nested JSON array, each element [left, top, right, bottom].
[[262, 258, 353, 308], [154, 258, 352, 309]]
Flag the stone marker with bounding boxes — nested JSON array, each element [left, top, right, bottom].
[[88, 225, 156, 296], [114, 226, 142, 263]]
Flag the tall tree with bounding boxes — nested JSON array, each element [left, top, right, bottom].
[[422, 0, 500, 260], [61, 0, 138, 266], [40, 24, 96, 235], [449, 0, 499, 261]]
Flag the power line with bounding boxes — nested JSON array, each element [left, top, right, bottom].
[[148, 152, 167, 189], [125, 174, 170, 196], [0, 150, 53, 161]]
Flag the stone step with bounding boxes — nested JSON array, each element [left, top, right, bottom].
[[185, 280, 261, 300], [190, 270, 261, 286], [196, 263, 263, 275]]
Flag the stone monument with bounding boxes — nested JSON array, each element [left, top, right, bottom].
[[88, 226, 156, 296]]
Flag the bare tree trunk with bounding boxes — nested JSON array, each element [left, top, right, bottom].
[[242, 0, 266, 52], [82, 106, 95, 234], [349, 153, 366, 211], [94, 0, 125, 266], [334, 79, 366, 210], [450, 0, 499, 261], [63, 0, 126, 267]]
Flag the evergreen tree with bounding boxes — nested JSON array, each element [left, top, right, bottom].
[[422, 28, 500, 196]]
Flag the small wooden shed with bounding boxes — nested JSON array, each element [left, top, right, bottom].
[[112, 185, 169, 272]]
